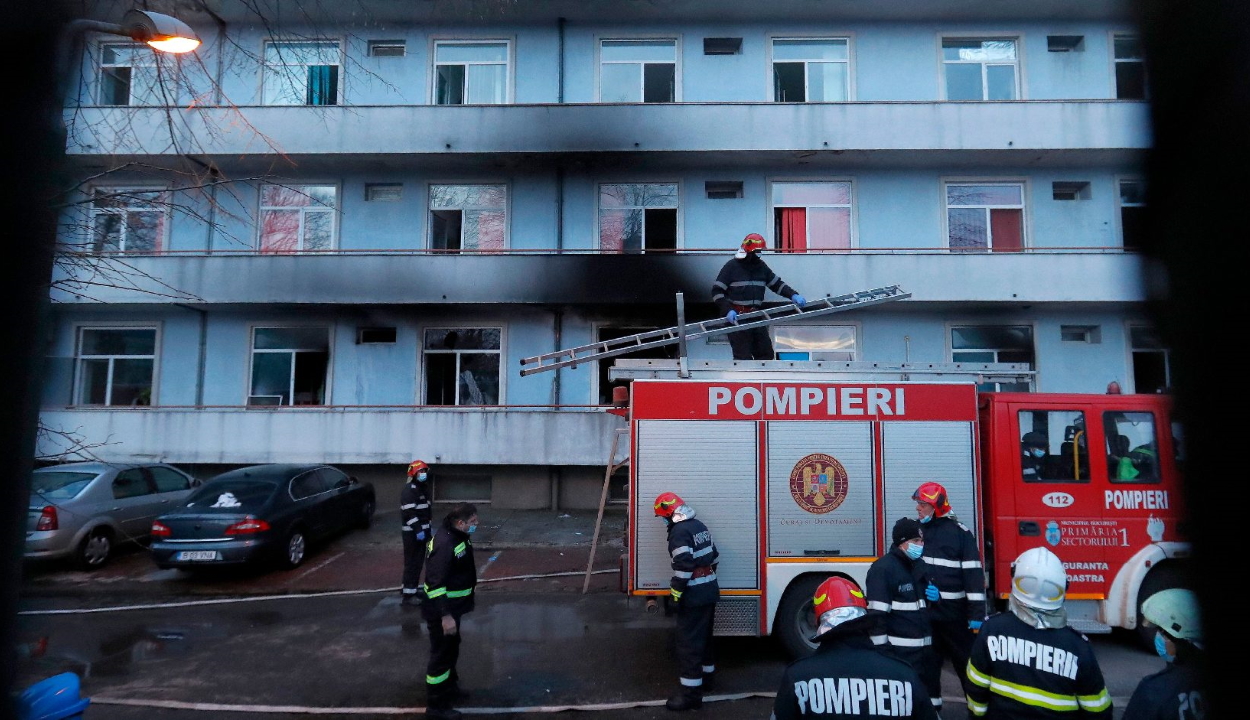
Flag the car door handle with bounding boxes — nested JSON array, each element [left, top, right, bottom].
[[1018, 521, 1040, 536], [112, 507, 122, 511]]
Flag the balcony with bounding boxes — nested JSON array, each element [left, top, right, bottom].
[[37, 406, 624, 466], [65, 101, 1150, 169], [49, 248, 1148, 305]]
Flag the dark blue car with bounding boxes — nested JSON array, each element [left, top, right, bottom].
[[150, 464, 375, 570]]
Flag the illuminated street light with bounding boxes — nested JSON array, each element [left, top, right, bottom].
[[121, 10, 201, 53]]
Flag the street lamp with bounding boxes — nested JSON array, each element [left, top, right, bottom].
[[66, 10, 201, 55]]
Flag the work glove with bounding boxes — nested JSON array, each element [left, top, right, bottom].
[[791, 294, 807, 308], [416, 531, 426, 541], [726, 310, 739, 324], [663, 595, 677, 616], [925, 583, 940, 602], [969, 620, 983, 633]]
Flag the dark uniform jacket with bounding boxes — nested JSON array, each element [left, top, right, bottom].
[[966, 612, 1112, 719], [711, 254, 798, 315], [772, 634, 938, 720], [866, 546, 933, 652], [667, 517, 719, 607], [422, 524, 476, 619], [399, 481, 431, 537], [919, 515, 987, 623], [1122, 660, 1204, 720]]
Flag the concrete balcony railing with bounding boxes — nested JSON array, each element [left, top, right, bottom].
[[64, 101, 1150, 162], [37, 406, 626, 466], [49, 248, 1148, 305]]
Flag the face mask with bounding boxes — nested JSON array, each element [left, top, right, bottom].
[[1154, 631, 1175, 662], [417, 472, 428, 482], [466, 524, 477, 534], [919, 514, 932, 524], [1029, 448, 1045, 458], [905, 543, 924, 560]]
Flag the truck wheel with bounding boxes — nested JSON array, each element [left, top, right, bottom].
[[1135, 563, 1187, 650], [775, 574, 832, 659]]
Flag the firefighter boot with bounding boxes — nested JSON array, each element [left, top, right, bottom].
[[665, 688, 703, 711]]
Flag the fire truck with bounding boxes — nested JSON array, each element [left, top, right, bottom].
[[612, 364, 1188, 658]]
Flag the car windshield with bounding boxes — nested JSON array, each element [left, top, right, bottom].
[[184, 480, 276, 512], [31, 471, 98, 500]]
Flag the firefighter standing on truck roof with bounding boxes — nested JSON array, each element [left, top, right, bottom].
[[653, 491, 720, 712], [400, 459, 433, 606], [421, 503, 479, 720], [965, 546, 1112, 719], [1123, 589, 1206, 720], [771, 576, 937, 720], [866, 518, 943, 713], [711, 233, 807, 361], [912, 481, 987, 700]]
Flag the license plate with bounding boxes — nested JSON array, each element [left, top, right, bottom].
[[176, 551, 219, 561]]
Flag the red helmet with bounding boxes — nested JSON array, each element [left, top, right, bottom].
[[913, 482, 951, 517], [406, 460, 429, 477], [654, 492, 684, 518], [741, 233, 766, 252], [811, 576, 868, 633]]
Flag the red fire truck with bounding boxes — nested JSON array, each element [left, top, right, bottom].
[[621, 372, 1188, 658]]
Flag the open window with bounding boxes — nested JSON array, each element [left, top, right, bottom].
[[598, 183, 678, 253], [249, 327, 330, 406], [429, 184, 507, 252]]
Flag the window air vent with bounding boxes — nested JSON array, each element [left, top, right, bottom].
[[368, 40, 406, 57], [357, 327, 398, 344], [1047, 36, 1085, 52], [1052, 181, 1091, 201], [706, 181, 744, 199], [365, 183, 403, 201], [704, 37, 743, 55]]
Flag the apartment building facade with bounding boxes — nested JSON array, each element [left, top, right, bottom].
[[41, 0, 1167, 508]]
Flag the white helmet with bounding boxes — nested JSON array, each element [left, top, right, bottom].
[[1011, 547, 1067, 611], [1142, 588, 1201, 643]]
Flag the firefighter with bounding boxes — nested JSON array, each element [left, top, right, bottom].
[[1123, 589, 1205, 720], [912, 481, 986, 700], [711, 232, 807, 360], [400, 459, 433, 606], [866, 518, 943, 712], [421, 503, 479, 720], [966, 546, 1112, 719], [653, 491, 720, 711], [772, 576, 937, 720]]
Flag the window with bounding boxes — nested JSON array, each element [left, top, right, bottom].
[[368, 40, 406, 57], [772, 181, 852, 251], [1052, 181, 1091, 201], [1018, 410, 1090, 482], [1104, 411, 1160, 483], [1060, 325, 1100, 343], [773, 326, 856, 361], [703, 38, 742, 56], [90, 188, 168, 253], [942, 38, 1019, 100], [290, 470, 330, 500], [1113, 34, 1146, 100], [357, 327, 397, 344], [434, 41, 509, 105], [1130, 325, 1171, 393], [112, 468, 155, 499], [74, 327, 157, 406], [263, 41, 340, 106], [365, 183, 402, 202], [1047, 36, 1084, 52], [429, 184, 507, 251], [259, 184, 337, 253], [423, 328, 501, 405], [595, 326, 677, 404], [951, 325, 1034, 392], [98, 43, 170, 105], [705, 181, 743, 200], [599, 39, 677, 102], [249, 327, 330, 406], [598, 183, 678, 253], [1118, 179, 1146, 250], [945, 182, 1025, 252], [149, 467, 191, 493], [772, 38, 850, 102]]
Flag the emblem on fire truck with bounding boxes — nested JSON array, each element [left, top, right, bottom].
[[788, 454, 849, 514]]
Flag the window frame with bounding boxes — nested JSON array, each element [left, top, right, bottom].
[[260, 38, 345, 106], [72, 322, 162, 407], [1115, 176, 1146, 250], [246, 324, 334, 406], [595, 35, 682, 103], [425, 181, 511, 251], [87, 185, 171, 254], [1108, 31, 1148, 100], [771, 323, 861, 362], [594, 180, 683, 252], [1124, 321, 1172, 394], [946, 322, 1036, 392], [1017, 409, 1091, 484], [96, 41, 170, 106], [419, 325, 506, 406], [429, 37, 515, 105], [766, 34, 855, 103], [937, 33, 1025, 101], [766, 177, 858, 251], [256, 182, 340, 253], [940, 177, 1030, 252]]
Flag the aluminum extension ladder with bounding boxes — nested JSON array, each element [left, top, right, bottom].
[[518, 284, 911, 376]]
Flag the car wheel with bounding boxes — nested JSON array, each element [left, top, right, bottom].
[[281, 528, 307, 570], [77, 528, 113, 571], [774, 573, 831, 660], [359, 498, 375, 529]]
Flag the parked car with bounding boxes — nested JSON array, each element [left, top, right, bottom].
[[150, 464, 375, 571], [26, 462, 199, 570]]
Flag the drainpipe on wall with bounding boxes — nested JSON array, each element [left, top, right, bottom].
[[557, 17, 566, 104], [176, 304, 208, 406], [551, 308, 563, 405]]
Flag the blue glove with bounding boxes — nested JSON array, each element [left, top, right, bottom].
[[969, 620, 983, 632], [925, 583, 940, 602], [791, 294, 807, 308], [416, 531, 426, 541], [726, 310, 739, 324]]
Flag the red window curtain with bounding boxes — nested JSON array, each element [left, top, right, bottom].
[[990, 208, 1023, 252], [779, 207, 807, 252]]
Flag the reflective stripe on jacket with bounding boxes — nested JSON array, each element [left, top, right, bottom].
[[711, 254, 797, 315], [668, 518, 719, 607], [422, 525, 476, 618], [920, 515, 986, 623]]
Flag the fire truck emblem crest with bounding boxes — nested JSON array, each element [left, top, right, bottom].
[[788, 454, 849, 514]]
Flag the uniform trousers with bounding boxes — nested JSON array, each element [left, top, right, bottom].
[[728, 326, 774, 360], [931, 618, 976, 697], [675, 603, 717, 687], [886, 645, 944, 709], [401, 531, 425, 596], [425, 614, 463, 708]]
